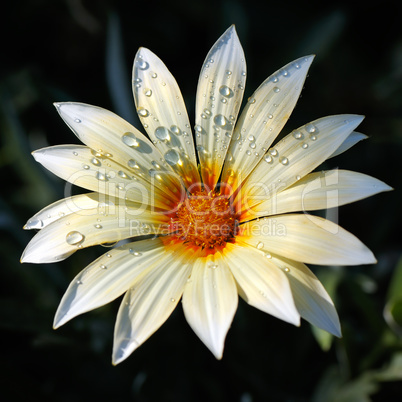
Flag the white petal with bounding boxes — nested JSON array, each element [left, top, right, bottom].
[[328, 131, 367, 159], [223, 242, 300, 325], [182, 252, 238, 359], [23, 193, 100, 229], [270, 255, 341, 336], [195, 26, 246, 190], [221, 55, 314, 193], [53, 238, 168, 328], [243, 169, 393, 220], [132, 48, 200, 189], [32, 145, 181, 210], [54, 102, 183, 194], [238, 214, 376, 265], [238, 115, 364, 210], [112, 242, 193, 364], [21, 198, 169, 263]]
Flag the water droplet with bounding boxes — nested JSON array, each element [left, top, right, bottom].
[[91, 158, 101, 166], [137, 107, 149, 117], [296, 175, 301, 181], [128, 159, 140, 169], [122, 132, 140, 147], [136, 59, 149, 70], [302, 143, 309, 149], [213, 114, 228, 127], [170, 298, 176, 302], [66, 231, 85, 246], [248, 97, 256, 104], [293, 131, 303, 140], [264, 252, 272, 259], [264, 155, 273, 163], [94, 224, 102, 229], [129, 249, 142, 257], [100, 264, 107, 269], [280, 157, 289, 165], [25, 219, 44, 229], [155, 126, 170, 141], [306, 123, 317, 133], [273, 87, 280, 93], [256, 241, 264, 249], [249, 142, 256, 149], [118, 170, 129, 179], [96, 171, 108, 181], [219, 85, 234, 98], [170, 125, 181, 136], [310, 134, 317, 141], [269, 148, 278, 157], [74, 118, 81, 123], [144, 88, 152, 97], [164, 149, 180, 166], [248, 135, 255, 142]]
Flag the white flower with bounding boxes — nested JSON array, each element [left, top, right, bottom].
[[21, 26, 391, 365]]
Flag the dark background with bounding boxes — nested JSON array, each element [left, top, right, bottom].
[[1, 0, 402, 400]]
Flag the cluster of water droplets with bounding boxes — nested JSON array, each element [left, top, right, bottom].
[[132, 53, 197, 174]]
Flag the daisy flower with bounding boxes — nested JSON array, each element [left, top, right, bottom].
[[21, 26, 391, 364]]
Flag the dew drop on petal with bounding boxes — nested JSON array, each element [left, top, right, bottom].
[[264, 155, 273, 163], [164, 149, 181, 166], [122, 132, 140, 147], [280, 157, 289, 165], [170, 125, 181, 136], [306, 123, 317, 133], [214, 114, 228, 127], [155, 126, 170, 141], [66, 231, 85, 246], [219, 85, 234, 98], [256, 241, 264, 249], [91, 158, 101, 166], [293, 131, 303, 140], [129, 249, 142, 257], [96, 171, 108, 181], [136, 59, 149, 70], [137, 107, 149, 117]]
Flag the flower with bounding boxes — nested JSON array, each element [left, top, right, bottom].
[[21, 26, 391, 365]]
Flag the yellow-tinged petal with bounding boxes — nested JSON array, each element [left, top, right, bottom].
[[54, 102, 183, 194], [242, 169, 392, 220], [329, 131, 367, 159], [133, 48, 200, 189], [195, 25, 246, 190], [238, 214, 376, 265], [221, 55, 314, 193], [237, 115, 364, 211], [54, 238, 169, 328], [23, 193, 100, 230], [32, 145, 182, 210], [182, 252, 238, 359], [223, 242, 300, 325], [112, 241, 193, 365], [269, 254, 341, 337], [21, 200, 169, 263]]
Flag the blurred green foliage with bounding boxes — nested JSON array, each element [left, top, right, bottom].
[[1, 0, 401, 400]]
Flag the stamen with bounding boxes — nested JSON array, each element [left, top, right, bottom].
[[171, 189, 238, 249]]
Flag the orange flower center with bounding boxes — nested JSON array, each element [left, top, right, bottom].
[[171, 190, 238, 249]]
